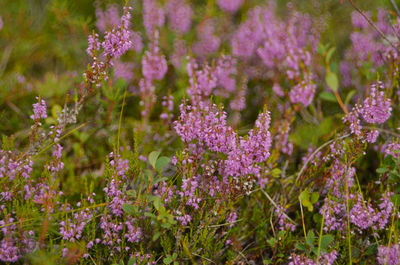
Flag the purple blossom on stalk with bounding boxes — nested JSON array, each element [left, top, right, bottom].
[[125, 217, 142, 243], [289, 73, 316, 107], [226, 211, 238, 227], [166, 0, 193, 34], [215, 55, 237, 97], [192, 19, 220, 57], [360, 82, 391, 124], [377, 243, 400, 265], [142, 33, 168, 81], [275, 205, 295, 231], [113, 60, 134, 82], [95, 4, 121, 32], [187, 59, 217, 104], [230, 81, 247, 111], [0, 16, 3, 30], [143, 0, 165, 37], [30, 97, 47, 120], [343, 82, 391, 142], [139, 78, 156, 118], [102, 7, 133, 59], [385, 140, 400, 158], [231, 7, 264, 58], [217, 0, 244, 13], [171, 38, 187, 68], [288, 250, 337, 265], [59, 209, 93, 242], [87, 33, 101, 57]]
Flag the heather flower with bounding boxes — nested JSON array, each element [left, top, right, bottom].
[[171, 38, 187, 68], [289, 73, 316, 107], [288, 250, 337, 265], [166, 0, 193, 34], [87, 33, 101, 57], [30, 97, 47, 120], [102, 7, 133, 59], [215, 55, 237, 96], [113, 60, 134, 81], [143, 0, 165, 36], [187, 60, 217, 104], [231, 7, 264, 58], [95, 4, 121, 32], [130, 31, 143, 52], [142, 36, 168, 81], [385, 140, 400, 158], [275, 205, 296, 231], [349, 195, 376, 229], [0, 16, 3, 30], [230, 81, 247, 111], [360, 82, 391, 124], [377, 243, 400, 265], [125, 217, 142, 243], [192, 19, 220, 56], [226, 211, 238, 227], [217, 0, 244, 13]]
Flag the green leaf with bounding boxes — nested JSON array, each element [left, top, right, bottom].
[[128, 258, 136, 265], [326, 47, 336, 63], [376, 167, 387, 174], [267, 238, 276, 247], [319, 91, 337, 102], [317, 42, 326, 55], [152, 196, 162, 210], [155, 156, 171, 171], [149, 151, 161, 169], [325, 72, 338, 92], [306, 231, 315, 247], [163, 256, 172, 264], [320, 234, 334, 251], [122, 204, 136, 216], [153, 231, 161, 241], [344, 90, 357, 106], [271, 168, 282, 178], [311, 192, 319, 204], [296, 243, 307, 251]]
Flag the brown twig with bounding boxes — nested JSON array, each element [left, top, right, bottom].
[[347, 0, 399, 51]]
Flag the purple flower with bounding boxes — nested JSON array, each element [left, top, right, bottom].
[[143, 0, 165, 37], [217, 0, 244, 13], [360, 82, 392, 124], [102, 7, 133, 59], [30, 97, 47, 120], [142, 36, 168, 81], [377, 244, 400, 265], [166, 0, 193, 34], [289, 73, 316, 107]]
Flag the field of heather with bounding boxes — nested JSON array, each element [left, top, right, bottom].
[[1, 0, 400, 264]]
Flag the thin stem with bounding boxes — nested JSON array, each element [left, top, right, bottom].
[[296, 134, 351, 183], [345, 174, 352, 265], [261, 189, 296, 224], [347, 0, 398, 51], [0, 202, 107, 229], [299, 196, 307, 240], [390, 0, 400, 17], [334, 90, 349, 115], [316, 205, 326, 263], [117, 89, 127, 155]]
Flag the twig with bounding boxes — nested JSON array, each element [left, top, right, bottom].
[[261, 189, 296, 225], [192, 253, 216, 264], [390, 0, 400, 17], [296, 134, 351, 183], [207, 219, 243, 228], [347, 0, 398, 51]]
